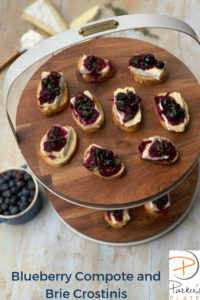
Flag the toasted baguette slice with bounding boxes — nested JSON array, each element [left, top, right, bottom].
[[70, 91, 104, 133], [40, 125, 77, 167], [154, 92, 190, 132], [144, 194, 170, 217], [129, 67, 167, 85], [138, 136, 178, 165], [78, 55, 115, 82], [83, 144, 125, 180], [104, 209, 131, 229], [128, 54, 167, 85], [37, 72, 69, 116], [112, 87, 142, 133]]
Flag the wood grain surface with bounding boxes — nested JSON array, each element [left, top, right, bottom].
[[16, 37, 200, 208], [49, 163, 199, 244]]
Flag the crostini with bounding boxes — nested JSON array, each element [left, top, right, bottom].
[[154, 92, 189, 132], [128, 53, 167, 85], [37, 71, 68, 115], [144, 194, 171, 217], [112, 87, 142, 132], [70, 90, 104, 133], [40, 124, 77, 167], [104, 209, 131, 229], [83, 144, 125, 179], [78, 54, 115, 82], [138, 136, 178, 165]]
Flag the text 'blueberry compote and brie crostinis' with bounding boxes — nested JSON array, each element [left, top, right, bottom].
[[154, 92, 189, 132], [78, 54, 115, 82], [112, 87, 142, 132], [104, 209, 131, 229], [70, 90, 104, 133], [83, 144, 125, 179], [138, 136, 178, 165], [128, 54, 167, 85], [144, 194, 171, 217], [40, 125, 77, 167], [37, 71, 68, 115]]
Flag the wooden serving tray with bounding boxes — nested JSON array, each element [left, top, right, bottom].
[[16, 37, 200, 208], [49, 164, 199, 245]]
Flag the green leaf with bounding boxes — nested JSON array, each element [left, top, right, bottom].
[[105, 3, 128, 16], [105, 3, 159, 39]]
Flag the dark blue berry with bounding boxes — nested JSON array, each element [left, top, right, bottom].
[[9, 206, 19, 215], [10, 196, 18, 205], [3, 211, 10, 216], [1, 203, 8, 211], [2, 190, 11, 198], [0, 184, 9, 192], [20, 196, 28, 202], [16, 181, 25, 189], [22, 189, 30, 197], [20, 202, 29, 211], [30, 191, 35, 198], [24, 173, 31, 181], [28, 181, 35, 190]]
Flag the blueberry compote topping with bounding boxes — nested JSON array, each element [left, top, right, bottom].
[[72, 92, 99, 125], [83, 146, 122, 177], [44, 126, 67, 153], [148, 138, 177, 162], [129, 54, 164, 70], [83, 55, 111, 77], [138, 140, 151, 153], [155, 94, 185, 125], [116, 91, 141, 122], [138, 138, 177, 162], [39, 72, 61, 104], [152, 194, 169, 212], [107, 210, 124, 222]]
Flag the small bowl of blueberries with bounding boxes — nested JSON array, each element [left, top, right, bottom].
[[0, 167, 43, 224]]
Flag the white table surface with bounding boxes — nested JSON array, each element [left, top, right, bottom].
[[0, 1, 200, 299]]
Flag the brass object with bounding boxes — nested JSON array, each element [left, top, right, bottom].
[[78, 20, 119, 36]]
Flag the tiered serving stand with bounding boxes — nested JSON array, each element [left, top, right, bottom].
[[3, 15, 200, 245]]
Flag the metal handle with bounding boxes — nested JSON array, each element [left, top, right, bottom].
[[3, 14, 199, 136]]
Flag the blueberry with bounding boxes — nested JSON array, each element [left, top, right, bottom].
[[18, 191, 22, 197], [2, 175, 9, 183], [24, 173, 31, 181], [5, 198, 10, 204], [157, 61, 164, 69], [30, 191, 35, 198], [0, 184, 9, 192], [20, 195, 28, 202], [9, 180, 15, 188], [10, 196, 18, 205], [28, 181, 35, 190], [10, 186, 18, 194], [16, 172, 24, 180], [6, 170, 13, 178], [16, 181, 25, 189], [0, 197, 3, 204], [1, 203, 8, 211], [144, 54, 155, 65], [3, 211, 10, 216], [28, 197, 33, 204], [22, 189, 30, 197], [9, 206, 19, 215], [19, 202, 29, 211], [12, 170, 17, 178], [2, 190, 11, 198]]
